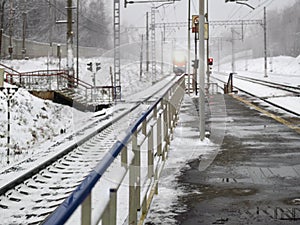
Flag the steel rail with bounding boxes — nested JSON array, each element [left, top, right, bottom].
[[0, 74, 180, 224], [211, 74, 300, 117], [42, 75, 185, 225]]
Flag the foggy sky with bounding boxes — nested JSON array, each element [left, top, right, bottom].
[[121, 0, 296, 26]]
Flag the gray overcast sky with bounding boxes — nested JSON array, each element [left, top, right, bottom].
[[120, 0, 296, 26], [115, 0, 296, 46]]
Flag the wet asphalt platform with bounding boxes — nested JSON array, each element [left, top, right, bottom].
[[173, 93, 300, 225]]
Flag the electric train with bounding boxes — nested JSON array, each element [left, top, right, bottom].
[[172, 50, 187, 75]]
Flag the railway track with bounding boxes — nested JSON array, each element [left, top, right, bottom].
[[214, 72, 300, 95], [0, 75, 180, 225], [233, 75, 300, 96], [211, 72, 300, 117]]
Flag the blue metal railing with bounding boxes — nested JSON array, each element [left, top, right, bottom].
[[42, 75, 185, 225]]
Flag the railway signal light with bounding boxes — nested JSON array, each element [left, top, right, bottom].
[[208, 57, 213, 65], [87, 62, 93, 72], [192, 59, 199, 69], [96, 63, 101, 72]]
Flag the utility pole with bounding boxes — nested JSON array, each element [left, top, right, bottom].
[[67, 0, 74, 87], [231, 28, 235, 73], [22, 0, 27, 59], [0, 0, 5, 59], [8, 0, 14, 59], [218, 37, 221, 72], [76, 0, 79, 86], [199, 0, 205, 141], [150, 7, 156, 84], [187, 0, 191, 94], [113, 0, 121, 100], [47, 0, 53, 73], [146, 12, 149, 72], [161, 29, 164, 75], [140, 34, 144, 79], [263, 7, 268, 78]]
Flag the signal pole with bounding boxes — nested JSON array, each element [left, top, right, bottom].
[[194, 20, 198, 95]]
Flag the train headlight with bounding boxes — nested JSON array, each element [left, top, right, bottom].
[[173, 52, 186, 63]]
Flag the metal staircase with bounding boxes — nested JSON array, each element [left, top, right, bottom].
[[1, 63, 113, 111]]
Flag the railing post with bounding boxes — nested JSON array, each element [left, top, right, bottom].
[[103, 188, 117, 225], [49, 73, 51, 90], [57, 74, 59, 90], [154, 163, 159, 195], [142, 120, 147, 136], [121, 146, 128, 168], [129, 131, 139, 225], [157, 113, 162, 156], [81, 193, 92, 225], [162, 98, 168, 161], [153, 105, 157, 119], [167, 92, 172, 140], [148, 125, 154, 178]]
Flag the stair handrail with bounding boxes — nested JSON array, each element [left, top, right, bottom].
[[4, 67, 115, 103]]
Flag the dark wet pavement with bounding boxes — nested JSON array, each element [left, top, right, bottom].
[[176, 94, 300, 225]]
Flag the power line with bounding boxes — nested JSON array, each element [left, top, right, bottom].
[[240, 0, 274, 20], [42, 0, 110, 34], [227, 5, 243, 20], [191, 0, 197, 14]]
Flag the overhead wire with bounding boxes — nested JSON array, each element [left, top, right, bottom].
[[42, 0, 111, 34], [191, 0, 197, 14], [240, 0, 274, 20], [227, 5, 243, 20]]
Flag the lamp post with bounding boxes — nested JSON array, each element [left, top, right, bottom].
[[187, 0, 191, 94], [199, 0, 205, 141]]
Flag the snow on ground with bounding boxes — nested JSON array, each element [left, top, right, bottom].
[[220, 55, 300, 79], [145, 96, 220, 225], [216, 55, 300, 115], [0, 56, 169, 168], [1, 53, 299, 223]]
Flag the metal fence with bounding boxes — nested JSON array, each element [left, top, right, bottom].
[[5, 68, 114, 104], [42, 75, 186, 225]]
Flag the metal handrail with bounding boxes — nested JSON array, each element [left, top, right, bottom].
[[42, 75, 186, 225], [0, 63, 21, 74], [5, 70, 115, 103]]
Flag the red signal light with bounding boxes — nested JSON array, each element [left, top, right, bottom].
[[208, 57, 213, 65]]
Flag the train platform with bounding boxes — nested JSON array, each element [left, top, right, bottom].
[[146, 92, 300, 225]]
